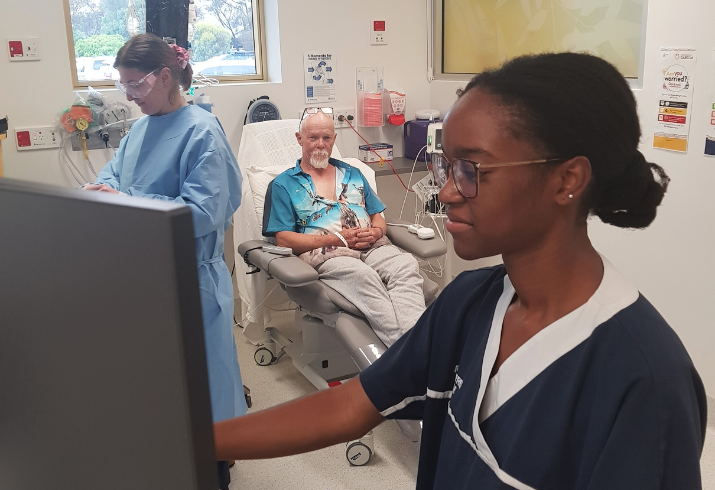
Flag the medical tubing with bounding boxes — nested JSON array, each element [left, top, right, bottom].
[[59, 133, 88, 185], [345, 118, 414, 192], [85, 154, 98, 177], [99, 117, 140, 129], [237, 283, 280, 327], [191, 73, 219, 89], [399, 145, 427, 220], [59, 148, 85, 186]]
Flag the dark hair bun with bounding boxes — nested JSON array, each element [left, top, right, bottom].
[[593, 152, 670, 229]]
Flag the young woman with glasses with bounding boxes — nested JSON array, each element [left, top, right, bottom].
[[81, 33, 246, 490], [214, 52, 706, 489]]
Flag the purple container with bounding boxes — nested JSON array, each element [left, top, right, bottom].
[[404, 117, 440, 161]]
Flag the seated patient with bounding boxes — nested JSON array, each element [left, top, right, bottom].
[[262, 109, 425, 346]]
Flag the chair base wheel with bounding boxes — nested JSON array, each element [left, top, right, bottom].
[[345, 431, 374, 466], [346, 441, 372, 466], [254, 347, 275, 366]]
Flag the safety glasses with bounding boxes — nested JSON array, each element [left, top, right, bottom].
[[431, 153, 567, 199], [115, 68, 162, 98], [299, 107, 333, 130]]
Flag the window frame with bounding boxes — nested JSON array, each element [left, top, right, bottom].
[[429, 0, 648, 89], [63, 0, 268, 89]]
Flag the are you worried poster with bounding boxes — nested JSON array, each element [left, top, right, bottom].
[[653, 48, 697, 153]]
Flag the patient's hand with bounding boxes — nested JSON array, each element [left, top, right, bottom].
[[339, 228, 374, 250], [355, 228, 380, 248]]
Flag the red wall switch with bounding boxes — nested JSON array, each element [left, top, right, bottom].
[[16, 130, 31, 147], [373, 21, 385, 32], [8, 40, 23, 58]]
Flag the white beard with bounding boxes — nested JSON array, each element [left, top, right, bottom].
[[309, 150, 330, 169]]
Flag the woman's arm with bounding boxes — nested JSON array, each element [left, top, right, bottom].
[[91, 130, 131, 189], [214, 377, 383, 461]]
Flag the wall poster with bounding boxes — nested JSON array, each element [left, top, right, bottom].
[[304, 53, 336, 104], [653, 47, 697, 153]]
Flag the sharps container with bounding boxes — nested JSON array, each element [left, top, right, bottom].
[[404, 110, 440, 162]]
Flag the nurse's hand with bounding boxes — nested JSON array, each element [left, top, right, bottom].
[[82, 184, 119, 194]]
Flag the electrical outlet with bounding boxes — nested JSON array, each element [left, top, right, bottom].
[[334, 108, 355, 129], [15, 127, 60, 150], [371, 21, 387, 45], [7, 37, 40, 61]]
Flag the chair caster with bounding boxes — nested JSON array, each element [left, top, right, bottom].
[[254, 347, 275, 366], [345, 431, 374, 466]]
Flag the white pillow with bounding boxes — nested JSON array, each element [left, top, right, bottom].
[[245, 159, 379, 231], [246, 164, 293, 229]]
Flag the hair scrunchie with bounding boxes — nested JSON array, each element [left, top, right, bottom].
[[171, 44, 189, 70]]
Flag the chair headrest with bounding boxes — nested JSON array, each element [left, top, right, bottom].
[[238, 119, 343, 170]]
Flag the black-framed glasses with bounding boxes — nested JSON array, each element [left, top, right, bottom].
[[299, 107, 333, 130], [431, 153, 567, 199]]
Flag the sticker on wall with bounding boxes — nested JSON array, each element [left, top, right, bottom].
[[304, 53, 337, 104], [704, 48, 715, 157], [653, 47, 697, 153]]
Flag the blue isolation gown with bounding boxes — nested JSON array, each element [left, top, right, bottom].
[[95, 104, 248, 422]]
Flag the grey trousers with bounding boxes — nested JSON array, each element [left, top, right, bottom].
[[316, 245, 425, 347]]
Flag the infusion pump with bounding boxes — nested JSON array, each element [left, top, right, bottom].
[[426, 122, 443, 154]]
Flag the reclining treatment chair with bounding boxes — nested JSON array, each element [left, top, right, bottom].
[[232, 119, 447, 465]]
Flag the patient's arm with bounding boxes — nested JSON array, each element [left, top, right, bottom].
[[275, 229, 374, 255], [214, 377, 383, 460]]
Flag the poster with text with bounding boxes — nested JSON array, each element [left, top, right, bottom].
[[304, 53, 336, 104], [704, 48, 715, 157], [653, 48, 697, 153]]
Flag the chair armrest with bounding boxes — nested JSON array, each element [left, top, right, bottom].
[[238, 239, 319, 287], [386, 222, 447, 259]]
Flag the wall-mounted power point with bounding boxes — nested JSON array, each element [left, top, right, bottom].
[[334, 108, 355, 129], [7, 37, 40, 61], [15, 127, 60, 150], [371, 21, 387, 45]]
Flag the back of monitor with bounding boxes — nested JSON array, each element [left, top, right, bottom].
[[0, 179, 217, 490]]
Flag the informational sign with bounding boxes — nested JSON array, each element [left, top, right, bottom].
[[705, 48, 715, 157], [653, 48, 697, 153], [304, 53, 336, 104]]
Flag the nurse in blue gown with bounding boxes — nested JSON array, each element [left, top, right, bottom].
[[83, 35, 247, 483]]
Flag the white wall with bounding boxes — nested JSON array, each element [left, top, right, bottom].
[[0, 0, 430, 184], [2, 0, 712, 397], [430, 1, 715, 396]]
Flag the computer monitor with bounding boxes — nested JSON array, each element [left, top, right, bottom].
[[0, 178, 218, 489]]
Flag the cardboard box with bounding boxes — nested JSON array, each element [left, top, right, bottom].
[[358, 143, 393, 163]]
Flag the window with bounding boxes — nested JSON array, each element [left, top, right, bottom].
[[189, 0, 264, 80], [432, 0, 648, 84], [64, 0, 265, 87], [64, 0, 146, 86]]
